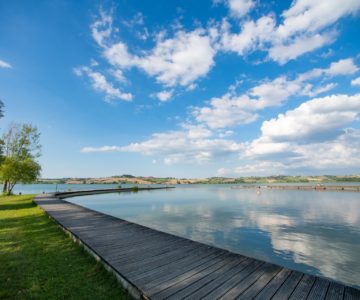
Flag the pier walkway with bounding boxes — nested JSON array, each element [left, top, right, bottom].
[[34, 188, 360, 299]]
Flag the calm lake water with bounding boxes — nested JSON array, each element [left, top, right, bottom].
[[13, 183, 360, 288]]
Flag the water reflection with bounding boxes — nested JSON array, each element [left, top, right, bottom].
[[68, 185, 360, 288]]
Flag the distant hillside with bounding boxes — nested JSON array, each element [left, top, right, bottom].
[[37, 174, 360, 185]]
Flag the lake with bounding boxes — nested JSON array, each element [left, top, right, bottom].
[[13, 183, 360, 288]]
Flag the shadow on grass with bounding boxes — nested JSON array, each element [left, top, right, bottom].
[[0, 201, 36, 211]]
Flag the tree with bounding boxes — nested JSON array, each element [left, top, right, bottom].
[[0, 123, 41, 195], [0, 157, 41, 194], [2, 123, 41, 159]]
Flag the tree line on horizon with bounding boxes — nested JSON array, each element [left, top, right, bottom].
[[0, 100, 41, 195]]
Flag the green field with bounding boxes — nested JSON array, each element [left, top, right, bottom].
[[0, 194, 130, 299]]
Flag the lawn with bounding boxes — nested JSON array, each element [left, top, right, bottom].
[[0, 194, 131, 299]]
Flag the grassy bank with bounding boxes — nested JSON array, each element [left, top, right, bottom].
[[0, 194, 130, 299]]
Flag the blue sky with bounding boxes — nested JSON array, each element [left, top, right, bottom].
[[1, 0, 360, 178]]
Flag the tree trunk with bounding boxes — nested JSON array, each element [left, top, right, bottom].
[[2, 180, 8, 194], [8, 182, 16, 195]]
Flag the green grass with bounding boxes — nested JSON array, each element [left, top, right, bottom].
[[0, 194, 131, 300]]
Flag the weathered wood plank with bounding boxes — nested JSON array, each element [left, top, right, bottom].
[[152, 254, 237, 299], [271, 271, 303, 300], [325, 282, 345, 300], [145, 251, 230, 297], [289, 273, 316, 300], [254, 268, 292, 300], [110, 241, 207, 275], [344, 286, 360, 300], [220, 263, 278, 299], [165, 256, 247, 300], [133, 249, 224, 286], [237, 264, 281, 299], [201, 259, 264, 300], [95, 237, 182, 263], [307, 278, 330, 300], [120, 241, 204, 276], [110, 239, 198, 268], [88, 230, 178, 252], [184, 258, 252, 300], [77, 229, 160, 248]]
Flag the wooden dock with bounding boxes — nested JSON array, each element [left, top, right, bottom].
[[33, 189, 360, 299]]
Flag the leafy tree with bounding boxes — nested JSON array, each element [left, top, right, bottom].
[[0, 156, 41, 194], [2, 123, 41, 159], [0, 123, 41, 194]]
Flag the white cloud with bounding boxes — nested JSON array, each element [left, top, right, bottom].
[[74, 66, 133, 102], [319, 48, 334, 59], [192, 76, 303, 129], [122, 129, 242, 164], [91, 9, 113, 48], [268, 32, 335, 64], [102, 27, 216, 89], [218, 130, 234, 138], [122, 12, 144, 27], [186, 83, 198, 91], [79, 8, 360, 173], [227, 0, 255, 18], [217, 167, 231, 176], [122, 12, 150, 41], [327, 58, 359, 75], [292, 128, 360, 170], [221, 0, 360, 64], [222, 128, 360, 175], [81, 146, 121, 153], [104, 42, 134, 68], [81, 93, 360, 174], [301, 83, 337, 97], [90, 59, 99, 67], [181, 124, 213, 139], [137, 30, 216, 87], [109, 69, 127, 83], [85, 2, 360, 99], [136, 27, 150, 41], [298, 58, 359, 81], [268, 0, 360, 63], [352, 77, 360, 86], [214, 0, 254, 18], [193, 94, 259, 129], [192, 58, 358, 129], [82, 124, 242, 164], [250, 76, 302, 108], [234, 161, 289, 176], [277, 0, 360, 39], [0, 59, 12, 68], [245, 137, 292, 158], [261, 93, 360, 142], [220, 16, 275, 55], [86, 3, 360, 98], [231, 93, 360, 175], [154, 90, 173, 102]]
